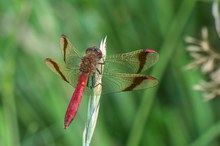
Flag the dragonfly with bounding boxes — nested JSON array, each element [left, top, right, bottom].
[[45, 35, 159, 129]]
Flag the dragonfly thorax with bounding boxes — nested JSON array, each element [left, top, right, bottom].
[[79, 47, 102, 75]]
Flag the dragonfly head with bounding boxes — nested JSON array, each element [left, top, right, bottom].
[[86, 47, 102, 59]]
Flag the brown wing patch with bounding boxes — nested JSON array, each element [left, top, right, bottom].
[[122, 76, 156, 91], [102, 72, 158, 94], [45, 58, 69, 83], [60, 34, 68, 62], [137, 50, 156, 74]]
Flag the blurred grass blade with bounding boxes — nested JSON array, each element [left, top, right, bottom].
[[126, 0, 197, 146], [189, 120, 220, 146]]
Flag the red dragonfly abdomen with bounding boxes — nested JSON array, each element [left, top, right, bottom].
[[64, 73, 88, 129]]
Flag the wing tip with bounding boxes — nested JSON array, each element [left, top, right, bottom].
[[60, 34, 68, 46], [145, 49, 156, 53], [60, 34, 68, 62], [145, 75, 159, 88], [145, 76, 156, 80], [45, 58, 52, 63], [61, 34, 66, 38]]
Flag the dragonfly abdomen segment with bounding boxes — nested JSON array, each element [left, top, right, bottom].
[[64, 73, 88, 129]]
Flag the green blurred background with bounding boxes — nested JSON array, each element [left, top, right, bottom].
[[1, 0, 220, 146]]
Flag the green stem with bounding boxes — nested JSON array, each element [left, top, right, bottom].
[[82, 37, 107, 146]]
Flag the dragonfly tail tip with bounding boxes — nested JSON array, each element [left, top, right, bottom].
[[64, 124, 69, 129]]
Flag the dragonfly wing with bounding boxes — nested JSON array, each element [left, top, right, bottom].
[[101, 72, 158, 94], [45, 58, 92, 97], [45, 58, 80, 87], [60, 35, 82, 68], [105, 49, 159, 74]]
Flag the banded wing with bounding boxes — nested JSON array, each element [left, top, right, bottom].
[[47, 35, 159, 94], [45, 58, 158, 94], [105, 49, 159, 74], [45, 58, 80, 87], [45, 58, 93, 96], [101, 72, 158, 94], [60, 35, 82, 68]]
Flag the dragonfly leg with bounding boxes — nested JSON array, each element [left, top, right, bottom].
[[86, 77, 90, 87], [91, 73, 103, 88], [94, 82, 102, 88], [91, 58, 104, 88], [96, 61, 104, 74], [98, 58, 105, 73], [96, 68, 102, 74], [91, 74, 96, 87], [86, 77, 93, 89]]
